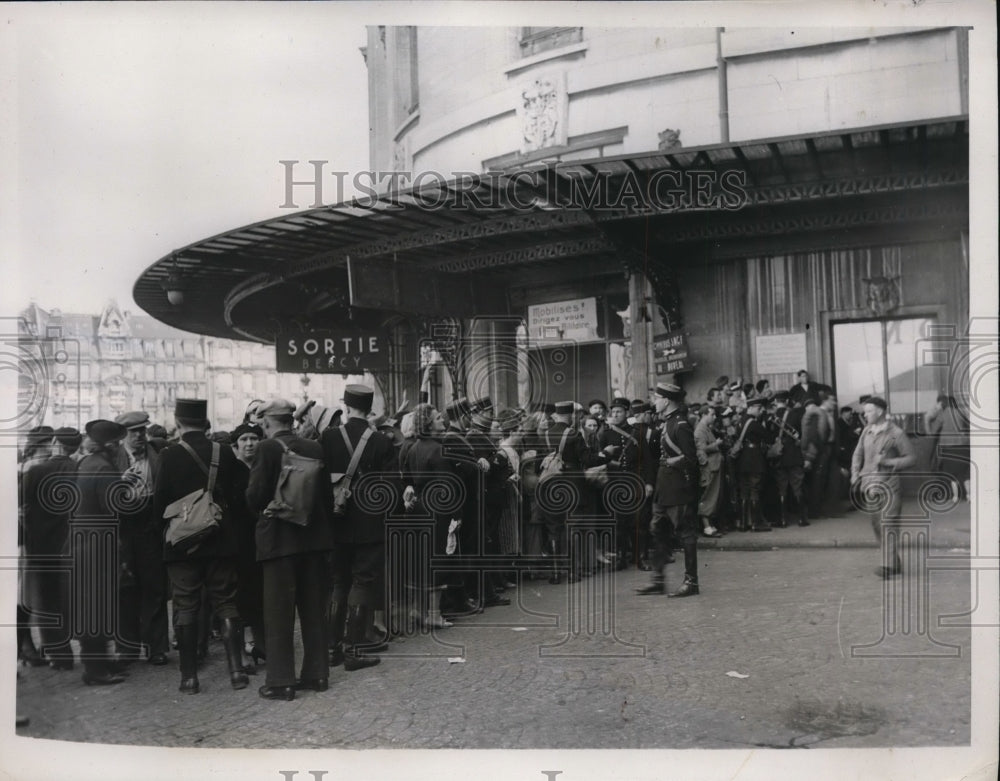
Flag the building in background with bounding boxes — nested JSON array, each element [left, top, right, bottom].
[[18, 301, 362, 436], [133, 26, 969, 436]]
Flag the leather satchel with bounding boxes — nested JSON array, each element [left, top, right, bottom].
[[163, 442, 222, 554], [329, 427, 373, 516]]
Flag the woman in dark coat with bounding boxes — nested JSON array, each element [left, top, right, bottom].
[[400, 404, 479, 629], [231, 422, 265, 668]]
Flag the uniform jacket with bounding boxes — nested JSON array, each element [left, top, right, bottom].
[[768, 406, 805, 468], [465, 428, 512, 509], [246, 429, 333, 561], [735, 416, 769, 475], [320, 416, 396, 544], [652, 409, 698, 505], [597, 422, 641, 474], [538, 422, 599, 472], [22, 455, 78, 555], [152, 430, 241, 562]]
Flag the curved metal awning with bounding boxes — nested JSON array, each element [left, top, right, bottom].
[[134, 115, 968, 343]]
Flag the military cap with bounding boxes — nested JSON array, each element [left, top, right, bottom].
[[745, 394, 767, 407], [174, 398, 208, 422], [470, 396, 493, 414], [445, 397, 471, 421], [469, 410, 494, 431], [553, 401, 575, 415], [609, 397, 631, 411], [773, 390, 790, 402], [543, 402, 556, 415], [654, 383, 686, 401], [496, 408, 522, 433], [343, 384, 375, 413]]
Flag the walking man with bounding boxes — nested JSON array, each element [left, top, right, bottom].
[[637, 384, 700, 597], [850, 396, 916, 578]]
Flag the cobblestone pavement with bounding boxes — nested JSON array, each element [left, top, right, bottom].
[[10, 545, 974, 753]]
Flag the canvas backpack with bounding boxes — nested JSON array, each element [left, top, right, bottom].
[[538, 428, 571, 482], [263, 439, 324, 527]]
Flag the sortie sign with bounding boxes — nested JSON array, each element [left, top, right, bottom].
[[276, 331, 390, 373]]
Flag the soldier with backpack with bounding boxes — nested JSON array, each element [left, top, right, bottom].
[[153, 399, 246, 694], [246, 398, 332, 701], [320, 384, 396, 672]]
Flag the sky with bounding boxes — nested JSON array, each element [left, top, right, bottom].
[[3, 3, 370, 317]]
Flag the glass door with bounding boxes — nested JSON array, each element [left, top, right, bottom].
[[832, 316, 941, 419]]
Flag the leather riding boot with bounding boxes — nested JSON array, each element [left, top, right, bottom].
[[798, 501, 810, 527], [776, 498, 788, 528], [220, 618, 250, 690], [343, 605, 381, 671], [327, 597, 348, 667], [176, 625, 200, 694], [548, 539, 562, 584], [750, 499, 772, 532], [669, 543, 699, 597]]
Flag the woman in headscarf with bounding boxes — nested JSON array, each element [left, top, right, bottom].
[[231, 422, 265, 669]]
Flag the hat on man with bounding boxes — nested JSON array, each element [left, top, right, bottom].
[[257, 398, 295, 418], [174, 398, 208, 423], [116, 411, 150, 430], [865, 395, 888, 410], [609, 397, 631, 412], [587, 399, 607, 410], [553, 400, 575, 416], [53, 426, 82, 450], [720, 406, 734, 418], [470, 409, 493, 431], [745, 394, 767, 407], [445, 397, 471, 421], [496, 408, 522, 433], [343, 384, 375, 414], [85, 419, 127, 446], [231, 422, 264, 442], [654, 383, 686, 402], [470, 397, 493, 414], [773, 390, 790, 403], [543, 402, 556, 416]]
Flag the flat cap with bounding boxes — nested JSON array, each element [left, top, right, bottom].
[[258, 398, 295, 417], [115, 411, 150, 430]]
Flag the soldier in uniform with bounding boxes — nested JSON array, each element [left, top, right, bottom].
[[113, 410, 170, 666], [636, 384, 700, 597], [537, 400, 602, 584], [767, 391, 809, 527], [320, 385, 395, 671], [246, 398, 332, 700], [735, 395, 773, 532], [155, 399, 247, 695], [597, 397, 654, 569]]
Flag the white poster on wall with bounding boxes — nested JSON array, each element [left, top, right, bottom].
[[527, 297, 599, 342], [755, 332, 808, 375]]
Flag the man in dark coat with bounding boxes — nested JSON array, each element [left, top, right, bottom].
[[246, 398, 332, 701], [637, 384, 701, 597], [320, 384, 395, 671], [735, 394, 773, 532], [537, 400, 601, 584], [597, 397, 653, 569], [152, 398, 246, 695], [73, 420, 129, 685], [767, 391, 809, 527], [464, 405, 513, 606], [21, 427, 81, 669], [113, 410, 169, 666]]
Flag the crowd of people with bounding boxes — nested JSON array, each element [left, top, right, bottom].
[[16, 368, 967, 700]]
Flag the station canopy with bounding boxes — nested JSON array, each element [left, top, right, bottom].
[[134, 116, 968, 343]]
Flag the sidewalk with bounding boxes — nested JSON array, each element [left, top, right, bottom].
[[696, 499, 973, 551]]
